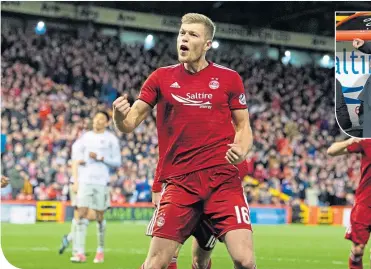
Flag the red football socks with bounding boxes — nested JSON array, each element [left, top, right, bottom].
[[349, 251, 363, 269], [168, 257, 177, 269]]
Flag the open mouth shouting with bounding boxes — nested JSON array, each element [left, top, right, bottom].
[[180, 44, 189, 54]]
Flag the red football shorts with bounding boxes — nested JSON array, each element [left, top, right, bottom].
[[146, 164, 252, 244], [147, 213, 218, 251], [345, 203, 371, 245]]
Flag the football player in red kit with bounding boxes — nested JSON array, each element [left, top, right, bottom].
[[113, 13, 255, 269], [327, 138, 371, 269], [148, 160, 251, 269]]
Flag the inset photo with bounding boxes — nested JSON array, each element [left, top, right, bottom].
[[335, 12, 371, 138]]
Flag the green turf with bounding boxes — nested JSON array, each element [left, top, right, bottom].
[[0, 222, 369, 269]]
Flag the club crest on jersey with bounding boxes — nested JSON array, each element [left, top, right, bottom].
[[157, 213, 165, 227], [239, 93, 246, 105], [209, 78, 219, 90]]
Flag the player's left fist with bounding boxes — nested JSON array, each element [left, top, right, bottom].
[[225, 143, 247, 165], [1, 176, 9, 188]]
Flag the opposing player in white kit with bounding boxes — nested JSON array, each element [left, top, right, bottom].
[[58, 149, 97, 256], [58, 148, 84, 255], [70, 111, 122, 263]]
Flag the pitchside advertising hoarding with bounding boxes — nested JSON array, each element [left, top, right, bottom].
[[0, 201, 351, 226], [249, 207, 289, 225], [0, 202, 36, 224], [336, 41, 370, 128], [65, 204, 290, 224]]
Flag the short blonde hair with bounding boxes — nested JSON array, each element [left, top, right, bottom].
[[181, 13, 216, 41]]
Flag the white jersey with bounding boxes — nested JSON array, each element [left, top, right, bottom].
[[71, 130, 121, 186]]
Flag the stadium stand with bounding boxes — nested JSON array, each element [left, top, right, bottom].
[[0, 11, 359, 207]]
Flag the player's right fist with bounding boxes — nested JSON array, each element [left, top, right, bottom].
[[1, 176, 9, 188], [113, 94, 131, 121], [353, 38, 365, 49], [348, 137, 363, 145]]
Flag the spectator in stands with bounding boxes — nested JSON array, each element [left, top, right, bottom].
[[353, 38, 371, 137]]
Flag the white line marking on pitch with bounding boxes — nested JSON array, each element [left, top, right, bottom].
[[4, 247, 346, 266]]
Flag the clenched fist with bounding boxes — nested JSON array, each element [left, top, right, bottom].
[[113, 94, 131, 122], [348, 137, 363, 146], [225, 143, 247, 165], [1, 176, 9, 188], [353, 38, 365, 49]]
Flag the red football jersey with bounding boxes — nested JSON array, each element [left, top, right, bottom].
[[152, 160, 250, 192], [238, 160, 249, 180], [347, 140, 371, 206], [139, 62, 247, 180]]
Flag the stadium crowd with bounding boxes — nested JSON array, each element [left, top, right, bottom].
[[1, 28, 360, 206]]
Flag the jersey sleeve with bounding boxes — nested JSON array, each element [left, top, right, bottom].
[[138, 69, 160, 108], [358, 86, 371, 107], [347, 142, 363, 153], [358, 41, 371, 54], [229, 72, 248, 110], [102, 135, 122, 168]]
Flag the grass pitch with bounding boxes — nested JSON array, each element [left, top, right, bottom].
[[1, 222, 368, 269]]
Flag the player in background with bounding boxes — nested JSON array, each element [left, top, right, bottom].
[[59, 123, 93, 255], [113, 13, 255, 269], [58, 147, 84, 255], [327, 138, 371, 269], [70, 111, 122, 263], [58, 154, 97, 255], [1, 176, 9, 188], [149, 160, 250, 269], [353, 38, 371, 138]]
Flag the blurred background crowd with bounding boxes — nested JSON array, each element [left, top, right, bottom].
[[0, 3, 361, 207]]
